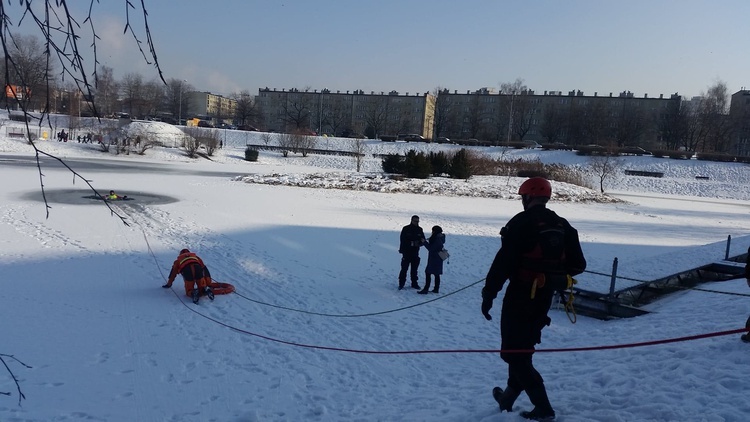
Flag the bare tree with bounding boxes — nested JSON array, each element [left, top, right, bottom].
[[465, 94, 484, 139], [182, 127, 220, 156], [277, 132, 294, 157], [657, 96, 687, 150], [163, 78, 193, 124], [362, 96, 388, 138], [326, 98, 351, 137], [179, 132, 200, 158], [351, 138, 367, 172], [120, 72, 145, 118], [539, 103, 567, 143], [232, 90, 260, 126], [1, 34, 52, 111], [134, 134, 160, 155], [613, 102, 646, 147], [141, 79, 164, 119], [95, 66, 119, 117], [260, 131, 273, 146], [500, 79, 527, 143], [280, 91, 313, 131], [582, 101, 612, 145], [589, 152, 623, 193], [432, 87, 455, 140], [294, 131, 317, 157], [699, 81, 734, 152]]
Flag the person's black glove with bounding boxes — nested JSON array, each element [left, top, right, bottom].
[[481, 298, 493, 320], [481, 287, 495, 320], [162, 283, 171, 288]]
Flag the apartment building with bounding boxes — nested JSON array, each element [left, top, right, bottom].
[[255, 88, 435, 139], [185, 91, 237, 124], [434, 88, 680, 147]]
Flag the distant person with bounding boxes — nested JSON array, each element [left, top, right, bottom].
[[162, 248, 214, 304], [106, 190, 127, 200], [419, 225, 446, 294], [398, 215, 425, 290], [481, 177, 586, 420], [743, 246, 750, 343]]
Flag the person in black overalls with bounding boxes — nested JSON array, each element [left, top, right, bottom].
[[742, 246, 750, 343], [481, 177, 587, 421], [398, 215, 426, 290]]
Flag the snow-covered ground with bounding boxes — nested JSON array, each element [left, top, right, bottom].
[[1, 119, 750, 421]]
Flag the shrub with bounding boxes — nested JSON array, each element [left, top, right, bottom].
[[695, 152, 735, 162], [429, 151, 450, 176], [404, 150, 432, 179], [244, 148, 259, 162], [381, 154, 405, 174], [464, 149, 499, 175], [449, 149, 472, 179]]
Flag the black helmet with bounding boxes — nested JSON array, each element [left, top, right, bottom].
[[179, 248, 190, 255], [432, 225, 443, 233]]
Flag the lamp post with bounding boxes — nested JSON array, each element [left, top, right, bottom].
[[506, 90, 515, 146], [178, 79, 187, 125]]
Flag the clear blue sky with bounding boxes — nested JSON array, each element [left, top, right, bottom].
[[18, 0, 750, 98]]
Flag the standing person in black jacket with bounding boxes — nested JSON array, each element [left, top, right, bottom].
[[398, 215, 426, 290], [742, 246, 750, 343], [481, 177, 586, 421]]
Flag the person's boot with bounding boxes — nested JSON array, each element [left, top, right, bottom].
[[520, 384, 555, 421], [492, 385, 521, 412], [411, 281, 421, 289], [191, 289, 200, 304], [741, 333, 750, 343], [432, 277, 440, 293], [204, 286, 214, 301], [418, 276, 431, 294]]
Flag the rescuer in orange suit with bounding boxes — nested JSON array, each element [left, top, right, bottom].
[[162, 248, 214, 304]]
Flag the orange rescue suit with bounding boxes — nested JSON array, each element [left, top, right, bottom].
[[165, 252, 212, 296]]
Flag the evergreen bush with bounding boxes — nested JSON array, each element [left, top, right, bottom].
[[449, 148, 472, 179], [244, 147, 259, 161], [404, 150, 432, 179], [381, 154, 405, 174], [429, 151, 450, 176]]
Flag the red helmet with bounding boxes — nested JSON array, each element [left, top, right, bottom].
[[179, 248, 190, 255], [518, 177, 551, 198]]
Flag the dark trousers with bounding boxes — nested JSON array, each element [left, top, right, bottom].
[[398, 255, 420, 286], [502, 352, 544, 393], [424, 273, 440, 291]]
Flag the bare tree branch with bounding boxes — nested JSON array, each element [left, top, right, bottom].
[[1, 1, 163, 223], [1, 353, 33, 406]]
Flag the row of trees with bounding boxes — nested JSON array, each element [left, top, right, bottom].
[[2, 35, 264, 128]]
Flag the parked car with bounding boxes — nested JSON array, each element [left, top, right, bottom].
[[403, 134, 425, 142], [522, 140, 542, 149], [197, 120, 214, 128], [238, 125, 258, 131], [620, 146, 652, 156], [436, 136, 451, 143]]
